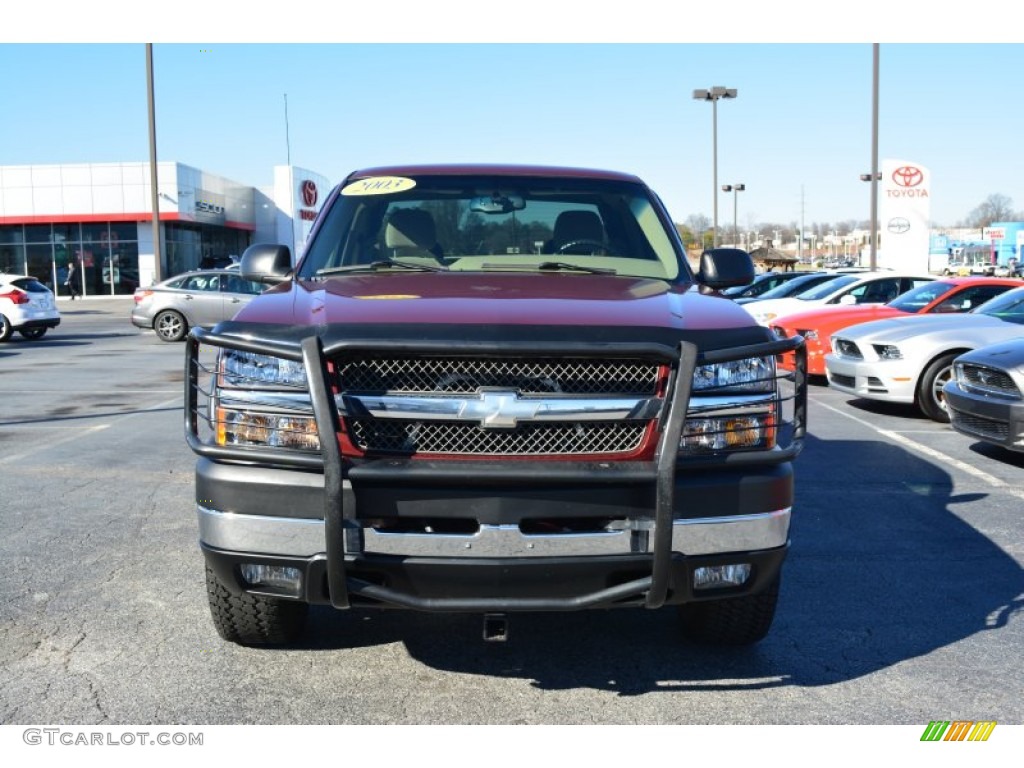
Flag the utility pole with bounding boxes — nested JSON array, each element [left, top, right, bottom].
[[146, 44, 162, 283], [798, 186, 805, 263]]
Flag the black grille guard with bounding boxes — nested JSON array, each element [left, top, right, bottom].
[[186, 328, 807, 612]]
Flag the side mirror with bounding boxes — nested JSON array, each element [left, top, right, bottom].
[[838, 294, 857, 305], [697, 248, 756, 290], [240, 244, 293, 285]]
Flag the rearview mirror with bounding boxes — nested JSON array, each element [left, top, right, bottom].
[[469, 194, 525, 214]]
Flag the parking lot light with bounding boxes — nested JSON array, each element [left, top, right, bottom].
[[694, 86, 738, 247]]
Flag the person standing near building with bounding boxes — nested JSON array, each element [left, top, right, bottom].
[[65, 261, 80, 300]]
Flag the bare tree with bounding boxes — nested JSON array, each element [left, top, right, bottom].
[[683, 214, 710, 239], [679, 214, 713, 250], [965, 194, 1017, 228]]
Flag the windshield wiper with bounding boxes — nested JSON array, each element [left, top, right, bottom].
[[315, 259, 447, 277], [536, 261, 617, 275]]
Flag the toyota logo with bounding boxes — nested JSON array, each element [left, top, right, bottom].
[[887, 218, 911, 234], [892, 166, 923, 187], [300, 180, 318, 207]]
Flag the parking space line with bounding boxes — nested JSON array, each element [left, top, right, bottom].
[[0, 424, 110, 464], [0, 395, 182, 465], [812, 397, 1022, 499]]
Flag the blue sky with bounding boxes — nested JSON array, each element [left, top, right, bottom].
[[3, 5, 1022, 231]]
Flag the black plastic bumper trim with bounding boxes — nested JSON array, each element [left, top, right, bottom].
[[201, 544, 788, 611]]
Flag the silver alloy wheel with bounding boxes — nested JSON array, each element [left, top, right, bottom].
[[154, 310, 187, 342], [917, 352, 958, 423], [931, 363, 953, 412]]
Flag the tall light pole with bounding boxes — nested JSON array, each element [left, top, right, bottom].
[[860, 43, 881, 271], [693, 86, 737, 248], [722, 183, 745, 247]]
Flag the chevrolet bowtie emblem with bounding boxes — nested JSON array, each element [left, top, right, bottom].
[[459, 390, 539, 429]]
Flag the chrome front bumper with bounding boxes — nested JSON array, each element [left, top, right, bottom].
[[198, 504, 791, 559]]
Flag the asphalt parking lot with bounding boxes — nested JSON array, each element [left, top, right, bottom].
[[1, 297, 1022, 732]]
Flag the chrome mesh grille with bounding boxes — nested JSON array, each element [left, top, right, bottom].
[[335, 356, 661, 456], [336, 356, 660, 395], [348, 419, 648, 455]]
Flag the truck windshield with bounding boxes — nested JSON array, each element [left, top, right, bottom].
[[297, 174, 687, 282]]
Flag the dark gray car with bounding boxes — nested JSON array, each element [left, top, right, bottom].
[[130, 269, 265, 342], [944, 338, 1024, 454]]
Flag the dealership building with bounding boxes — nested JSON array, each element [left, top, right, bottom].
[[0, 162, 330, 299]]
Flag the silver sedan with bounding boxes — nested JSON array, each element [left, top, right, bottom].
[[130, 269, 265, 342]]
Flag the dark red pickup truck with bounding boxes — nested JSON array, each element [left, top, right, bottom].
[[185, 164, 806, 646]]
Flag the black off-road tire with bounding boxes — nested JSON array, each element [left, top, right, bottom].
[[677, 573, 780, 646], [916, 352, 958, 423], [205, 565, 308, 646]]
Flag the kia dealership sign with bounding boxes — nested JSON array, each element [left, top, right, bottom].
[[878, 159, 930, 273]]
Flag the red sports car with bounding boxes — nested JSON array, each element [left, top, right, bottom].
[[770, 277, 1021, 376]]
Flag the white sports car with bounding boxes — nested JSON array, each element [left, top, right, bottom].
[[746, 271, 935, 326], [825, 286, 1024, 422]]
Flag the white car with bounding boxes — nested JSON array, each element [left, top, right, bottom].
[[746, 271, 935, 326], [0, 273, 61, 342], [825, 286, 1024, 422]]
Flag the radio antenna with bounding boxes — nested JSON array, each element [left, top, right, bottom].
[[284, 93, 292, 166], [285, 93, 296, 257]]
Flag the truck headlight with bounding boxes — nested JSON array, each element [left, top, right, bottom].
[[214, 351, 320, 451], [682, 356, 778, 454], [220, 350, 308, 388], [680, 411, 776, 453], [692, 356, 774, 393]]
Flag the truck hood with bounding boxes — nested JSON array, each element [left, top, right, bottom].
[[234, 272, 758, 334]]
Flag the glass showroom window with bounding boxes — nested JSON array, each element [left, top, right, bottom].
[[0, 226, 27, 274]]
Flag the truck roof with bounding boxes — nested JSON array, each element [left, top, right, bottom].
[[344, 164, 645, 184]]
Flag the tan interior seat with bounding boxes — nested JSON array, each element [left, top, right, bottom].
[[384, 208, 443, 260], [550, 210, 605, 252]]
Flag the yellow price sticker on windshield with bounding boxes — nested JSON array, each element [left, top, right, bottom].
[[352, 294, 421, 300], [341, 177, 417, 196]]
